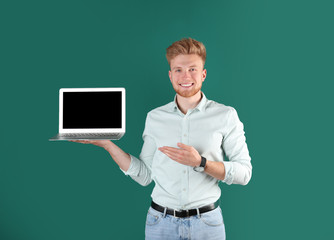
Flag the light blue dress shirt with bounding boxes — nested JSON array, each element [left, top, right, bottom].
[[122, 93, 252, 210]]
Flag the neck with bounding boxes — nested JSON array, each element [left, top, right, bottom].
[[176, 91, 202, 114]]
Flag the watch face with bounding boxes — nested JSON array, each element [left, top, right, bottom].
[[194, 166, 204, 172]]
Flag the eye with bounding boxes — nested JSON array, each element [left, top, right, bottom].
[[190, 68, 196, 72], [175, 69, 181, 72]]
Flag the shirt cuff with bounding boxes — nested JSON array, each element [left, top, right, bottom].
[[222, 161, 234, 185], [119, 154, 140, 176]]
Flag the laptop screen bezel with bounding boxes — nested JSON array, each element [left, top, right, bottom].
[[58, 88, 126, 133]]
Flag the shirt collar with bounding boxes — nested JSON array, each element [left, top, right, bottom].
[[169, 92, 208, 113]]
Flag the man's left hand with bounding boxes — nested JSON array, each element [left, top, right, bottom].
[[159, 143, 201, 167]]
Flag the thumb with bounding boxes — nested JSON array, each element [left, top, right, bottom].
[[177, 142, 191, 150]]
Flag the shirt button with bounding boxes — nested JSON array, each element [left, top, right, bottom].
[[184, 134, 187, 137], [183, 188, 186, 191], [183, 170, 186, 173]]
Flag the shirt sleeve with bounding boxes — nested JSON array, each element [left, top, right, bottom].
[[120, 114, 156, 186], [222, 107, 252, 185]]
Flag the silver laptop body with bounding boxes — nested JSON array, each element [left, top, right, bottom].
[[49, 88, 125, 141]]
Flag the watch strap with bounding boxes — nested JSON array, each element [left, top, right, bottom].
[[200, 156, 207, 168]]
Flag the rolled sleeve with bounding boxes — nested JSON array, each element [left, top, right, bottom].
[[222, 161, 234, 185], [119, 114, 156, 186], [120, 154, 141, 176], [222, 107, 252, 185]]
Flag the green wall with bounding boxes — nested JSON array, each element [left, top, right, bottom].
[[1, 0, 333, 239]]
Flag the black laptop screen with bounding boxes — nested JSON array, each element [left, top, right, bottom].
[[63, 91, 122, 129]]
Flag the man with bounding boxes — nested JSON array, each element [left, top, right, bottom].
[[72, 38, 252, 240]]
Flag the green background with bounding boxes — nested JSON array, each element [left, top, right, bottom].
[[1, 0, 333, 239]]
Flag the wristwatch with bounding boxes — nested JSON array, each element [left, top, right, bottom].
[[193, 156, 207, 172]]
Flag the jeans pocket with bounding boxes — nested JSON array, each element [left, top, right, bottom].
[[146, 207, 163, 226], [199, 207, 224, 227]]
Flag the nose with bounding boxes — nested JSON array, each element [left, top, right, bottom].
[[183, 70, 191, 78]]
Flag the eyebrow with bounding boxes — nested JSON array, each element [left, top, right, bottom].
[[171, 65, 199, 70]]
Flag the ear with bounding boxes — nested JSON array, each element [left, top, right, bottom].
[[169, 70, 172, 83], [202, 69, 207, 82]]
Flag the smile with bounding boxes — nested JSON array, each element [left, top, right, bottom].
[[179, 83, 194, 88]]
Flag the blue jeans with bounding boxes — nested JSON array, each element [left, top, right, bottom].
[[145, 206, 226, 240]]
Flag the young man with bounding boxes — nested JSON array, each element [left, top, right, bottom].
[[72, 38, 252, 240]]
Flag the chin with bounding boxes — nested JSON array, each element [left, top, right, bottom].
[[176, 89, 201, 98]]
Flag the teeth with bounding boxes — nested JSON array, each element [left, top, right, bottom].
[[181, 83, 192, 87]]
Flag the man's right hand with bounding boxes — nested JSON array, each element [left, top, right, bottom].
[[69, 140, 111, 150]]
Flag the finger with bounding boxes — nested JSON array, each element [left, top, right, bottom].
[[70, 140, 90, 144], [177, 143, 192, 151], [159, 148, 178, 158], [160, 149, 184, 161], [159, 148, 185, 158], [159, 146, 183, 154], [162, 151, 183, 163], [159, 146, 178, 150]]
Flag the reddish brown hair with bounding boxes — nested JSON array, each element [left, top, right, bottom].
[[166, 38, 206, 67]]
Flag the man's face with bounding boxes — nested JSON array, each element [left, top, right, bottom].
[[169, 54, 207, 98]]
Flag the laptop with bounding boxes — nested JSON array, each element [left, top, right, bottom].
[[49, 88, 125, 141]]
